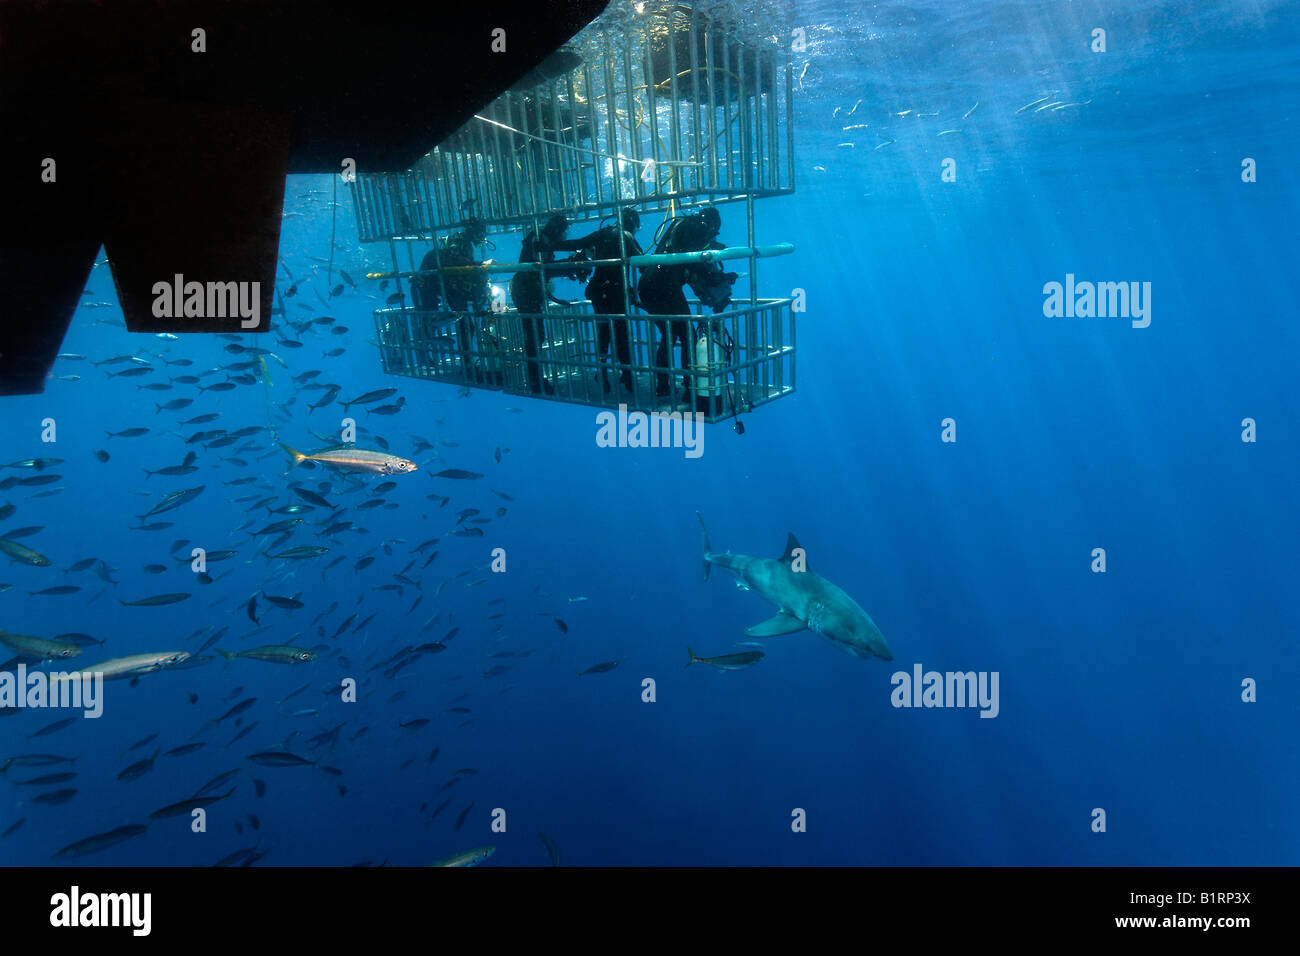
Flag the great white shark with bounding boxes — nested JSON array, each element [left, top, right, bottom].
[[697, 513, 893, 661]]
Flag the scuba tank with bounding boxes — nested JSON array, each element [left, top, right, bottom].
[[691, 322, 727, 398]]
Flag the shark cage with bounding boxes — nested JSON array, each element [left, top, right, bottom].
[[351, 0, 797, 424]]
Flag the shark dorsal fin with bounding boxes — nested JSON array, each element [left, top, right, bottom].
[[779, 533, 804, 566]]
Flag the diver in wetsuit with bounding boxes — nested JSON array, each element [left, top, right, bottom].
[[569, 209, 643, 395], [509, 213, 590, 395], [412, 218, 491, 380], [636, 206, 738, 400]]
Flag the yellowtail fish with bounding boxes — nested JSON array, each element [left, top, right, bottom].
[[217, 646, 316, 665], [53, 823, 149, 858], [686, 647, 765, 671], [279, 443, 416, 476], [50, 651, 191, 682], [0, 538, 51, 567], [429, 846, 495, 867], [0, 631, 81, 660]]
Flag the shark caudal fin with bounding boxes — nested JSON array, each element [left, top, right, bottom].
[[686, 646, 700, 668], [279, 442, 307, 470], [695, 512, 711, 582]]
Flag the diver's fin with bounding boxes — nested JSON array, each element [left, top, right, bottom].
[[745, 612, 807, 638], [696, 512, 711, 582], [778, 533, 804, 566]]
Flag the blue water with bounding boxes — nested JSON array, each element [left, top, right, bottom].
[[2, 0, 1298, 866]]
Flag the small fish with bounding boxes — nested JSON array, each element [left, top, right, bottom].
[[149, 787, 236, 820], [280, 443, 416, 476], [165, 743, 206, 757], [455, 803, 475, 832], [119, 592, 191, 607], [1015, 92, 1057, 114], [578, 660, 619, 676], [429, 845, 493, 867], [432, 469, 483, 480], [29, 718, 77, 738], [292, 487, 334, 509], [53, 651, 190, 681], [341, 388, 397, 411], [33, 788, 78, 805], [117, 749, 161, 781], [246, 751, 316, 767], [137, 485, 205, 520], [217, 646, 316, 664], [0, 632, 82, 659], [15, 771, 77, 785], [264, 546, 330, 560], [260, 591, 304, 610], [686, 647, 765, 671], [0, 753, 77, 770], [554, 618, 568, 634], [54, 823, 150, 858], [0, 538, 51, 566], [962, 102, 979, 119], [538, 831, 560, 866]]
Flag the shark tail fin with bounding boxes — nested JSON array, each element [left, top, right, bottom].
[[695, 512, 711, 582], [686, 646, 698, 668]]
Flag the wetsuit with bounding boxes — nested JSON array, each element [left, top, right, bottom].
[[510, 229, 587, 394], [414, 234, 487, 379], [570, 225, 642, 393], [637, 214, 718, 397]]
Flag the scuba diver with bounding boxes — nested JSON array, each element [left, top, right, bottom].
[[637, 205, 739, 402], [412, 217, 493, 381], [509, 212, 592, 395], [569, 208, 643, 395]]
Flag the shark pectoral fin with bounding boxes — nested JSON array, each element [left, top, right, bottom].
[[745, 612, 807, 637]]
